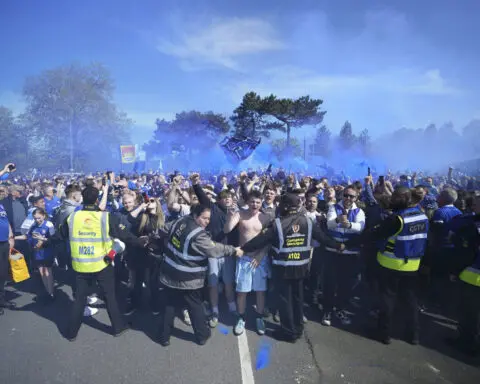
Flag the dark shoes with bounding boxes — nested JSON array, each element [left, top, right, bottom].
[[113, 326, 130, 338], [159, 338, 170, 347], [123, 302, 137, 316], [272, 330, 297, 343], [196, 337, 210, 346], [0, 301, 16, 315]]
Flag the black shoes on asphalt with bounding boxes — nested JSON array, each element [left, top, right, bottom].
[[65, 324, 130, 342], [0, 301, 17, 315]]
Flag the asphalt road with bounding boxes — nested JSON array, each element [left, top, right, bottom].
[[1, 277, 478, 384]]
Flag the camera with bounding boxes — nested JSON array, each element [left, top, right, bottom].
[[8, 164, 15, 171]]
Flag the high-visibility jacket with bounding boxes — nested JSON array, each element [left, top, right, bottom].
[[458, 220, 480, 287], [161, 216, 209, 290], [68, 210, 113, 273], [377, 207, 429, 272], [270, 214, 312, 279], [459, 251, 480, 287]]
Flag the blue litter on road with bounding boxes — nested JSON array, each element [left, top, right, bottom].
[[218, 326, 229, 335], [256, 338, 273, 370]]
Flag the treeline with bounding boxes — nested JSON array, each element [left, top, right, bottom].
[[1, 62, 479, 171]]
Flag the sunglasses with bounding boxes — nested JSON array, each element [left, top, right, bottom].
[[343, 194, 357, 199]]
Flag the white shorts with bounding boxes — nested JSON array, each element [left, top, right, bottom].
[[235, 256, 269, 293]]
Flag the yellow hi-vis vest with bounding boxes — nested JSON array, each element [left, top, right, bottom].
[[68, 210, 113, 273]]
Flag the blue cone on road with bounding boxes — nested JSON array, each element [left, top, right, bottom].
[[255, 338, 272, 370]]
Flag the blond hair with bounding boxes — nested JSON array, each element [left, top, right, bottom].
[[138, 198, 165, 235]]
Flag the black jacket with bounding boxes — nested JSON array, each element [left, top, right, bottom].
[[193, 184, 238, 245], [0, 195, 28, 230]]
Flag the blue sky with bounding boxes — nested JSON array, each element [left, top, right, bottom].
[[1, 0, 479, 145]]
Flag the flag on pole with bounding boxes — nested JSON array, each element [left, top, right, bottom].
[[120, 145, 136, 164]]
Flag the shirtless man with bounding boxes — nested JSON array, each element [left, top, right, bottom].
[[224, 190, 272, 335]]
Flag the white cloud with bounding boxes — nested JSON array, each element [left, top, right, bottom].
[[227, 66, 461, 103], [403, 69, 461, 96], [157, 17, 284, 70]]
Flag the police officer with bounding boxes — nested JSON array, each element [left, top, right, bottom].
[[0, 203, 15, 316], [151, 204, 242, 347], [446, 196, 480, 356], [241, 193, 344, 343], [353, 187, 429, 345], [44, 186, 146, 341]]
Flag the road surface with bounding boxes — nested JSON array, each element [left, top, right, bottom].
[[1, 277, 478, 384]]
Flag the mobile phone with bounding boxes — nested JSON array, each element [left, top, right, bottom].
[[142, 192, 149, 203], [102, 177, 107, 186], [379, 176, 385, 185], [367, 167, 371, 176]]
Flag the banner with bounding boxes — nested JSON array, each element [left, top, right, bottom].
[[120, 145, 136, 164]]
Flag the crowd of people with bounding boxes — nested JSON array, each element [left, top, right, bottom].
[[0, 161, 478, 356]]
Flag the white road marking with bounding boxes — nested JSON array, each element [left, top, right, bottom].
[[238, 331, 255, 384]]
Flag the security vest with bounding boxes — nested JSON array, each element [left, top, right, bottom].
[[458, 222, 480, 287], [270, 214, 312, 279], [161, 216, 209, 290], [326, 204, 361, 254], [68, 210, 113, 273], [377, 207, 428, 272]]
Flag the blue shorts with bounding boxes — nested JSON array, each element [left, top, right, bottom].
[[235, 256, 269, 293], [208, 256, 235, 287]]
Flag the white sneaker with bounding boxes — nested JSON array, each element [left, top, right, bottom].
[[83, 306, 99, 317], [321, 312, 331, 326], [234, 318, 245, 336], [87, 296, 98, 305]]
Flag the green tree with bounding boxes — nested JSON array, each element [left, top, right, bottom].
[[262, 95, 325, 148], [230, 91, 272, 138], [270, 138, 303, 160], [338, 121, 356, 150], [358, 128, 371, 155], [21, 62, 131, 171], [309, 125, 331, 157], [231, 92, 326, 148], [144, 111, 230, 158], [424, 123, 437, 142], [0, 106, 30, 165]]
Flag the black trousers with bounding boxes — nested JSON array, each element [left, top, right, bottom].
[[0, 242, 10, 305], [377, 266, 419, 339], [159, 286, 211, 343], [322, 251, 359, 313], [276, 275, 304, 339], [68, 265, 125, 338], [458, 281, 480, 347]]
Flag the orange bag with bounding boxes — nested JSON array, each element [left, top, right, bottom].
[[9, 248, 30, 283]]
